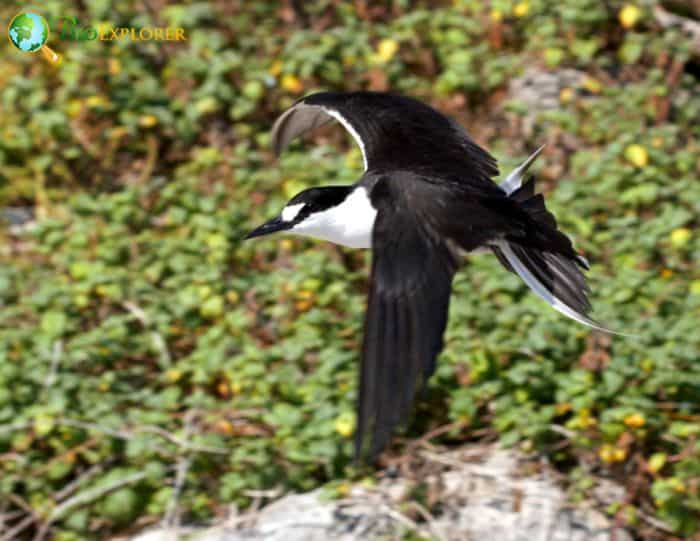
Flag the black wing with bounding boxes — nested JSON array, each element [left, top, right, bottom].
[[271, 91, 500, 187], [355, 176, 458, 461]]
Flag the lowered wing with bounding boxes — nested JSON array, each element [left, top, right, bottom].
[[355, 175, 458, 461]]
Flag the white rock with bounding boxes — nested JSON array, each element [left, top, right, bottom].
[[131, 445, 632, 541]]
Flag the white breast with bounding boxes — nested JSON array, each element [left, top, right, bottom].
[[291, 187, 376, 249]]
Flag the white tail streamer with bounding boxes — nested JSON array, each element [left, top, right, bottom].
[[496, 241, 632, 336]]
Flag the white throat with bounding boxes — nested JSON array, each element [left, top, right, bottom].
[[290, 187, 376, 249]]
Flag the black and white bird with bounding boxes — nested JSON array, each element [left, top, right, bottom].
[[246, 91, 614, 461]]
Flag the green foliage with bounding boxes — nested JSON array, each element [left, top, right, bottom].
[[1, 0, 699, 538]]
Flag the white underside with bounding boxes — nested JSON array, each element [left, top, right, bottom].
[[290, 187, 376, 248]]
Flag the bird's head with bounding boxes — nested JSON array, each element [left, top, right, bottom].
[[244, 185, 354, 240]]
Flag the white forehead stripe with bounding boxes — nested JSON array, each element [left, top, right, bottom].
[[281, 203, 304, 222], [325, 109, 368, 171]]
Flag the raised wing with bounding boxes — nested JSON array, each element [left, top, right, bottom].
[[355, 176, 458, 461], [271, 91, 500, 185]]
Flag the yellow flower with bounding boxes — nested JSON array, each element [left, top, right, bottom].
[[613, 447, 627, 462], [624, 144, 649, 167], [690, 280, 700, 295], [334, 412, 356, 437], [376, 38, 399, 63], [619, 4, 642, 29], [139, 114, 158, 128], [165, 369, 182, 383], [578, 408, 597, 428], [670, 478, 686, 493], [279, 239, 294, 251], [582, 76, 602, 94], [66, 99, 83, 118], [490, 9, 503, 22], [661, 268, 673, 278], [281, 74, 303, 93], [216, 419, 235, 436], [108, 58, 121, 75], [599, 444, 626, 463], [296, 289, 314, 301], [669, 227, 691, 248], [335, 481, 351, 496], [269, 60, 283, 76], [647, 452, 666, 473], [513, 2, 529, 17], [216, 381, 230, 397], [226, 290, 240, 304], [624, 413, 646, 428], [559, 87, 574, 103], [86, 95, 108, 109]]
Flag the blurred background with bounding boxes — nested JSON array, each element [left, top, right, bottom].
[[1, 0, 699, 539]]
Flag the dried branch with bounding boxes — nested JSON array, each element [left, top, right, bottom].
[[161, 411, 196, 537], [54, 462, 109, 503], [59, 418, 228, 455], [0, 514, 38, 541]]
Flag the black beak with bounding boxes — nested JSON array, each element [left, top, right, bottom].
[[244, 216, 289, 240]]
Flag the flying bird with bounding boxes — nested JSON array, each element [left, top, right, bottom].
[[246, 91, 613, 461]]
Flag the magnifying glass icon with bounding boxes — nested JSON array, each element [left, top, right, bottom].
[[8, 12, 61, 64]]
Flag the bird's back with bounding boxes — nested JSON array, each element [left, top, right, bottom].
[[303, 92, 501, 190]]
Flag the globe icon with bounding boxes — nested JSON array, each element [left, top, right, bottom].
[[8, 12, 49, 53]]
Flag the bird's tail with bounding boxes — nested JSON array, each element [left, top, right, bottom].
[[492, 148, 624, 334]]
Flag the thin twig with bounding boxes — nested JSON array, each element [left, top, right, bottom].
[[33, 470, 152, 541], [334, 498, 431, 539], [405, 501, 448, 541], [637, 508, 675, 534], [0, 494, 40, 541], [62, 418, 229, 455], [548, 424, 576, 440], [53, 462, 108, 502], [0, 417, 228, 455], [0, 514, 38, 541], [162, 411, 196, 537], [0, 421, 33, 435], [43, 340, 63, 392]]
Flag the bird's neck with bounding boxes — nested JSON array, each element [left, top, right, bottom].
[[291, 186, 377, 249]]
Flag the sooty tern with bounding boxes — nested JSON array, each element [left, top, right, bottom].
[[246, 91, 615, 461]]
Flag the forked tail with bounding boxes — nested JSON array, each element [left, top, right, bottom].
[[493, 147, 627, 335]]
